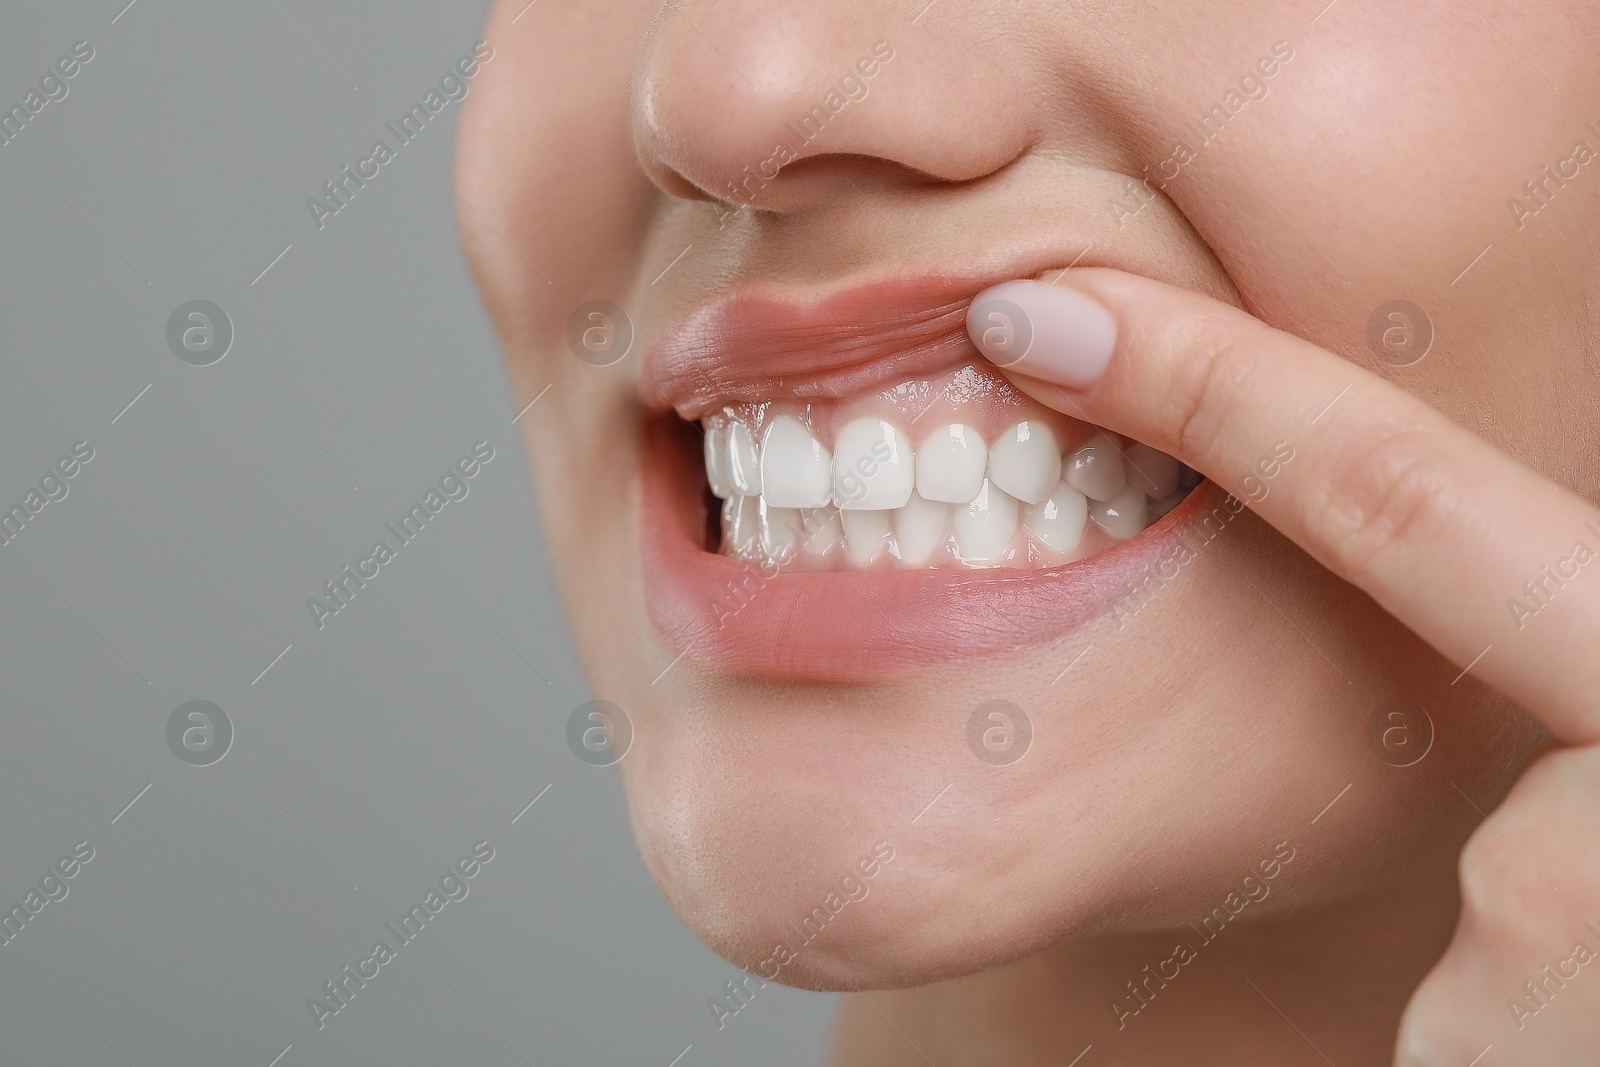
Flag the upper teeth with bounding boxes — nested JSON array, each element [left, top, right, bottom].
[[704, 411, 1193, 568]]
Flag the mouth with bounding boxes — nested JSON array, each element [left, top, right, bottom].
[[639, 273, 1215, 681]]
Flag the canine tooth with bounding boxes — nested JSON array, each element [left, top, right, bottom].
[[800, 506, 844, 563], [894, 491, 950, 565], [723, 495, 759, 555], [1123, 443, 1180, 499], [760, 501, 804, 561], [1065, 433, 1125, 502], [1089, 486, 1149, 541], [727, 420, 761, 495], [987, 421, 1061, 505], [953, 479, 1019, 563], [704, 422, 735, 499], [833, 417, 914, 510], [915, 422, 987, 504], [760, 415, 833, 508], [1023, 481, 1089, 555], [841, 508, 892, 567]]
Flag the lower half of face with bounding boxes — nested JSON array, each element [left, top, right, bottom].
[[460, 0, 1588, 990]]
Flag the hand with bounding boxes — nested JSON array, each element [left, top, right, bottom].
[[965, 271, 1600, 1064]]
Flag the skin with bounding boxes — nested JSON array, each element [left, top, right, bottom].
[[454, 1, 1600, 1063]]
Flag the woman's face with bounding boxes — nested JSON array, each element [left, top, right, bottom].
[[457, 0, 1595, 989]]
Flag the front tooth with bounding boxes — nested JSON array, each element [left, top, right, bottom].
[[893, 491, 950, 566], [1089, 486, 1150, 540], [723, 495, 759, 555], [759, 415, 833, 508], [833, 417, 914, 510], [987, 421, 1062, 505], [727, 420, 762, 495], [1023, 480, 1089, 555], [915, 422, 987, 504], [800, 506, 844, 564], [1065, 433, 1126, 502], [760, 501, 803, 561], [1123, 443, 1180, 499], [953, 479, 1019, 563], [841, 508, 892, 567], [704, 422, 735, 499]]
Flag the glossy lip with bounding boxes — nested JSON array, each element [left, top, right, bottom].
[[647, 273, 1033, 420], [641, 416, 1223, 682]]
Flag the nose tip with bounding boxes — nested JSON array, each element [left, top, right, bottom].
[[630, 4, 1035, 211]]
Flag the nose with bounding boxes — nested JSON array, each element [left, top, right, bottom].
[[630, 2, 1036, 212]]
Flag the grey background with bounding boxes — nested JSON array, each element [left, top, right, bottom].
[[0, 1, 835, 1064]]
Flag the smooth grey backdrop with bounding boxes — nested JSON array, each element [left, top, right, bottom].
[[0, 2, 835, 1064]]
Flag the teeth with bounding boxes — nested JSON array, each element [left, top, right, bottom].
[[953, 479, 1020, 563], [893, 491, 950, 566], [987, 421, 1062, 505], [834, 417, 915, 510], [1065, 433, 1126, 502], [723, 495, 759, 555], [841, 508, 892, 567], [802, 505, 844, 564], [1123, 443, 1180, 500], [704, 423, 735, 499], [706, 410, 1190, 571], [760, 415, 834, 508], [1089, 486, 1149, 541], [1023, 480, 1089, 556], [760, 501, 803, 560], [727, 420, 762, 495], [915, 422, 987, 504]]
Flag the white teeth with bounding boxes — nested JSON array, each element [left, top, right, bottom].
[[915, 422, 987, 504], [727, 420, 762, 495], [1123, 443, 1180, 500], [802, 506, 844, 564], [723, 495, 759, 555], [1089, 486, 1149, 541], [833, 417, 915, 510], [841, 508, 892, 567], [987, 421, 1062, 505], [953, 479, 1019, 563], [1065, 433, 1126, 502], [760, 501, 803, 560], [1023, 480, 1089, 556], [710, 411, 1187, 570], [704, 423, 735, 499], [893, 491, 950, 566], [759, 415, 834, 508]]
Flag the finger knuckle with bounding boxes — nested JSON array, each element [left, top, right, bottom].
[[1313, 425, 1455, 584], [1456, 817, 1526, 923], [1160, 319, 1252, 464]]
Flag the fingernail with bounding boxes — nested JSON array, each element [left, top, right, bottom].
[[966, 279, 1117, 389]]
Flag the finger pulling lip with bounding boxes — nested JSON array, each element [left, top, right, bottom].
[[640, 418, 1222, 682]]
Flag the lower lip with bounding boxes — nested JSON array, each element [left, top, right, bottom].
[[639, 419, 1222, 682]]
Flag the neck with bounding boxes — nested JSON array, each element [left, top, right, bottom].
[[830, 862, 1460, 1067]]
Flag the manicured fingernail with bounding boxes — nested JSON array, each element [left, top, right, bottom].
[[966, 279, 1117, 389]]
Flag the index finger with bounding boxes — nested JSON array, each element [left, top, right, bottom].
[[967, 270, 1600, 743]]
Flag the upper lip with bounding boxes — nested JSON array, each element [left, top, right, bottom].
[[645, 274, 986, 420]]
